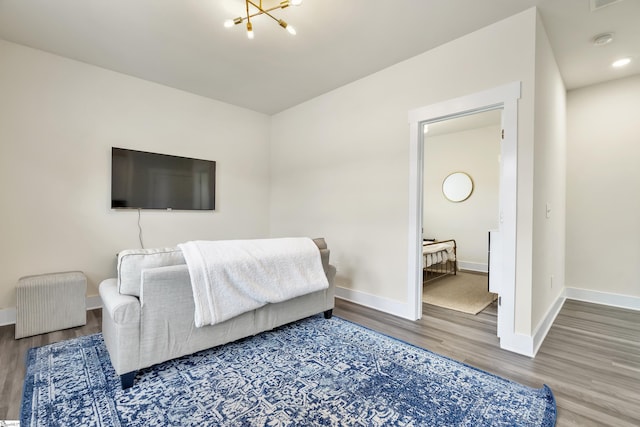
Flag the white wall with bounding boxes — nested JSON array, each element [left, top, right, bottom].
[[0, 7, 575, 343], [0, 40, 271, 311], [530, 13, 567, 330], [270, 8, 538, 333], [423, 125, 500, 271], [566, 75, 640, 299]]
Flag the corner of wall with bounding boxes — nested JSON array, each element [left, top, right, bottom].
[[530, 4, 567, 334]]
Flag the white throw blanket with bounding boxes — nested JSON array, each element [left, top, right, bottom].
[[178, 237, 329, 327]]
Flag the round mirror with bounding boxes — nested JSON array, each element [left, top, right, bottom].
[[442, 172, 473, 202]]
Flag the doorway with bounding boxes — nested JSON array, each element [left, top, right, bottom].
[[421, 110, 501, 317], [407, 82, 521, 349]]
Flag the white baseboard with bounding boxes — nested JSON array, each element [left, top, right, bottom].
[[564, 287, 640, 311], [0, 295, 103, 326], [509, 288, 638, 358], [499, 332, 535, 358], [532, 293, 566, 357], [86, 294, 103, 310], [457, 261, 488, 273], [0, 307, 17, 327], [497, 293, 566, 358], [334, 286, 412, 320]]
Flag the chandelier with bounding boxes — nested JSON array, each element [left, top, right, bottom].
[[224, 0, 302, 39]]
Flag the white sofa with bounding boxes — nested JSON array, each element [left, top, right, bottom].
[[99, 237, 336, 389]]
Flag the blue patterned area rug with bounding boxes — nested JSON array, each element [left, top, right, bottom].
[[21, 315, 556, 426]]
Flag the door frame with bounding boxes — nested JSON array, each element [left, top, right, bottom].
[[407, 81, 520, 349]]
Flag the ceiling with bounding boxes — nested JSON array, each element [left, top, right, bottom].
[[0, 0, 638, 115]]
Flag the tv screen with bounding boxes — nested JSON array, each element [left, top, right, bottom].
[[111, 147, 216, 210]]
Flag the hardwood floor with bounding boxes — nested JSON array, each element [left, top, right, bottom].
[[1, 300, 638, 425], [334, 299, 640, 427], [0, 309, 102, 421]]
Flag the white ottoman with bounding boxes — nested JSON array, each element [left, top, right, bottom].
[[15, 271, 87, 339]]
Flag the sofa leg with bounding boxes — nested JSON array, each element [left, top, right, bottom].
[[120, 371, 137, 389], [323, 309, 333, 319]]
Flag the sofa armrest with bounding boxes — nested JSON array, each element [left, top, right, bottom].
[[327, 264, 337, 284], [99, 278, 141, 375], [100, 278, 141, 325]]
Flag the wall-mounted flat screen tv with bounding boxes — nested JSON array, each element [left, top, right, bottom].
[[111, 147, 216, 210]]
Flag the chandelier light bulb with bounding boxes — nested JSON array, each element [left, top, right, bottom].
[[291, 0, 302, 5], [278, 19, 293, 34], [224, 19, 235, 28], [247, 22, 254, 39]]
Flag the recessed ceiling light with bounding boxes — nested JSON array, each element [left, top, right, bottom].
[[592, 33, 614, 46], [612, 58, 632, 68]]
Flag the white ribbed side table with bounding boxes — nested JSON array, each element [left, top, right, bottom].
[[15, 271, 87, 339]]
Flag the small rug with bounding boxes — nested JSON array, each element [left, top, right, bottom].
[[21, 315, 556, 426], [423, 272, 498, 314]]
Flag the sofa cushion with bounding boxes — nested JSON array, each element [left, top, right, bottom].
[[117, 247, 185, 296]]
